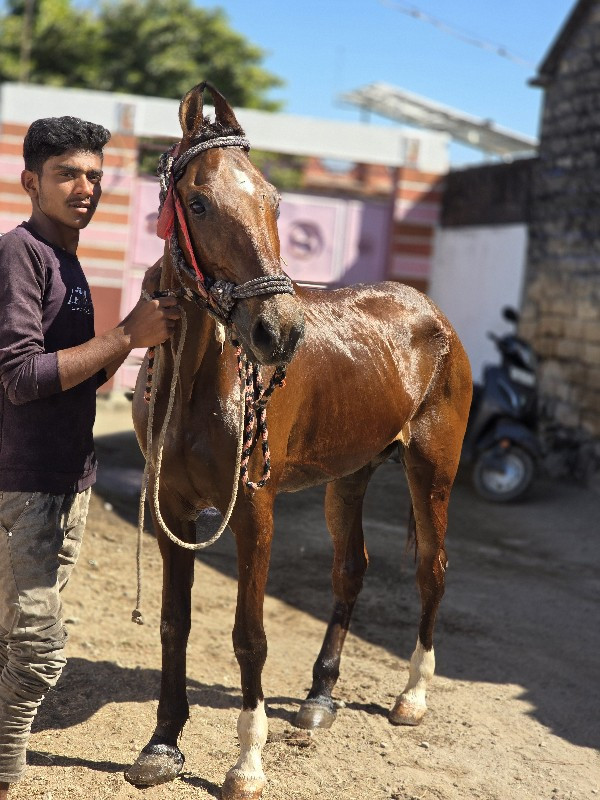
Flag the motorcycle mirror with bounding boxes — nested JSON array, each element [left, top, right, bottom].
[[502, 306, 519, 323]]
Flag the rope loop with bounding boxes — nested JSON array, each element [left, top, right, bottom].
[[133, 293, 288, 623], [133, 134, 293, 621], [232, 341, 287, 491]]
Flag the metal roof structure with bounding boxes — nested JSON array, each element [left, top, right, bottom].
[[340, 82, 538, 158]]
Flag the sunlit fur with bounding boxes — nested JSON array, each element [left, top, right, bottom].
[[128, 82, 472, 800]]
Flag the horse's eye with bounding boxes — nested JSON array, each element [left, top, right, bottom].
[[189, 198, 206, 216]]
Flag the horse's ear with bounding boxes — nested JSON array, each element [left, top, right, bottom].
[[204, 82, 242, 132], [179, 82, 208, 141]]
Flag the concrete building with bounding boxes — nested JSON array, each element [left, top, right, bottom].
[[428, 158, 534, 382]]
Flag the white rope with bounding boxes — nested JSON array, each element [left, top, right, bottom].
[[132, 305, 246, 624]]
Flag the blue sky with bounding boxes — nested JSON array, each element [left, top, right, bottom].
[[206, 0, 576, 163]]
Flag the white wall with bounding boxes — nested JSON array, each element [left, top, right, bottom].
[[0, 82, 449, 172], [428, 224, 528, 382]]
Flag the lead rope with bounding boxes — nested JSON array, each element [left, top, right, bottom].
[[132, 298, 246, 625], [132, 131, 293, 622]]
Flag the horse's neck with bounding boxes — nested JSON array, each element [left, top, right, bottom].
[[160, 251, 226, 387]]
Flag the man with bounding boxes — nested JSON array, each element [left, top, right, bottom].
[[0, 116, 179, 797]]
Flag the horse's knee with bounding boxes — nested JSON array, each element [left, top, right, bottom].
[[160, 615, 191, 647], [416, 548, 447, 590], [232, 628, 267, 671], [332, 556, 367, 603]]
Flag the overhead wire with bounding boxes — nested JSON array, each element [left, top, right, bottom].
[[379, 0, 537, 69]]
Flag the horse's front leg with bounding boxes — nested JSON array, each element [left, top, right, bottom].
[[125, 486, 196, 786], [221, 496, 274, 800]]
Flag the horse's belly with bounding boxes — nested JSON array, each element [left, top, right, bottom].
[[277, 413, 403, 492], [278, 459, 368, 493]]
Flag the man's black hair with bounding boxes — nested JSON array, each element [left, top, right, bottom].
[[23, 116, 111, 174]]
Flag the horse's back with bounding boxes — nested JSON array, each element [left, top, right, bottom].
[[297, 280, 461, 347], [272, 281, 471, 489], [294, 280, 469, 390]]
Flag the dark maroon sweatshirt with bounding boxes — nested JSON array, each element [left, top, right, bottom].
[[0, 222, 104, 493]]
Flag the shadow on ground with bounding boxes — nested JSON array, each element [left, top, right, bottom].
[[92, 429, 600, 751]]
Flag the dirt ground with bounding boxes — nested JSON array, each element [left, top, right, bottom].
[[8, 397, 599, 800]]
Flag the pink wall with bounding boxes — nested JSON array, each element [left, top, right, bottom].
[[127, 178, 391, 287]]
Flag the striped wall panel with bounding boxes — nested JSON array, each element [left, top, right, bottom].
[[0, 122, 138, 390], [386, 168, 444, 287]]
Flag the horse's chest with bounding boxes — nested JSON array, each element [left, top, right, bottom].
[[168, 392, 239, 488]]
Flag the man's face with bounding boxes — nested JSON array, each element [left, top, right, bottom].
[[23, 149, 103, 231]]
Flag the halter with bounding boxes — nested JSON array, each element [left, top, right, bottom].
[[147, 133, 295, 489], [156, 136, 294, 324]]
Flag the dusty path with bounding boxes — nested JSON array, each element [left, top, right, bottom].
[[8, 400, 599, 800]]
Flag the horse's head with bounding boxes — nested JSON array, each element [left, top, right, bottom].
[[164, 81, 304, 366]]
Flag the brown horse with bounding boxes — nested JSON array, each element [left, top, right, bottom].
[[125, 82, 472, 800]]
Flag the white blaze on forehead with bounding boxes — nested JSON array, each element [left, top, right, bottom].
[[233, 167, 257, 196]]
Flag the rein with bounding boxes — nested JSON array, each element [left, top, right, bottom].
[[132, 133, 292, 623]]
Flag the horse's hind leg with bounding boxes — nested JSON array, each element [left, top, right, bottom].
[[125, 491, 196, 786], [389, 405, 464, 726], [295, 464, 373, 730]]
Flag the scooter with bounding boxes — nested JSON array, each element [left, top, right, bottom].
[[461, 307, 541, 502]]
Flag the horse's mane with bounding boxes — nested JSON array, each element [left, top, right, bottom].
[[193, 116, 246, 144], [156, 116, 247, 209]]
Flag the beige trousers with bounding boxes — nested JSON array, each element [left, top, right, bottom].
[[0, 489, 90, 783]]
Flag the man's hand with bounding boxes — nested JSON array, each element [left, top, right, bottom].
[[56, 257, 181, 392], [57, 293, 181, 391], [123, 295, 181, 349]]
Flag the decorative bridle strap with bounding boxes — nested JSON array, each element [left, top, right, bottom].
[[168, 231, 295, 324], [233, 343, 287, 490], [157, 135, 294, 324], [171, 136, 250, 182], [158, 136, 250, 210]]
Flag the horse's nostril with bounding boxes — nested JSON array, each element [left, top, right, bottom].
[[252, 319, 278, 355]]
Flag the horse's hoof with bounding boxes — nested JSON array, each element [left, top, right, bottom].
[[124, 742, 185, 786], [221, 769, 266, 800], [294, 699, 336, 730], [389, 697, 426, 726]]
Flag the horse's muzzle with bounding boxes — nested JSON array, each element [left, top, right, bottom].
[[250, 314, 305, 365]]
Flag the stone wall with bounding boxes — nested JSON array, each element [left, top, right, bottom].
[[521, 1, 600, 453], [441, 158, 535, 228]]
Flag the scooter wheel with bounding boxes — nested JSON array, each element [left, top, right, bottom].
[[473, 445, 535, 502]]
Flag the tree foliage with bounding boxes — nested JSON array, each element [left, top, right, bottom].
[[0, 0, 284, 109]]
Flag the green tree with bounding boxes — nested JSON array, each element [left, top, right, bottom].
[[0, 0, 284, 110], [0, 0, 102, 85]]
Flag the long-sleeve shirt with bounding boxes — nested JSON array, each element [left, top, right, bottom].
[[0, 222, 101, 493]]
